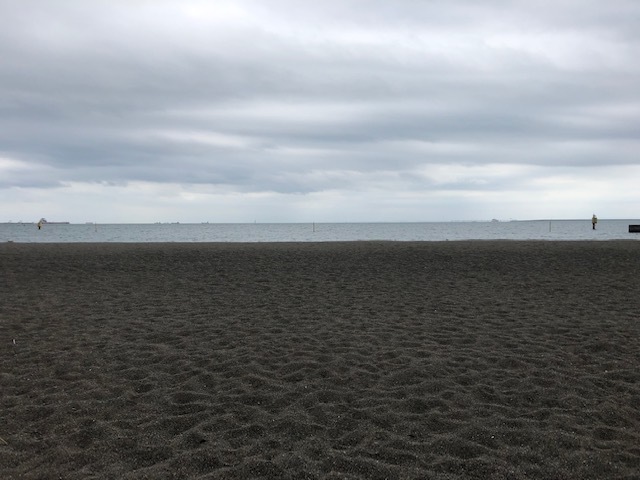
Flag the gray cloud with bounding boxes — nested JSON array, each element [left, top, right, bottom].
[[1, 0, 639, 221]]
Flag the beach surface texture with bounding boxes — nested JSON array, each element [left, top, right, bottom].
[[1, 241, 639, 479]]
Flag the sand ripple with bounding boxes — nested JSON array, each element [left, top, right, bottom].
[[2, 241, 639, 478]]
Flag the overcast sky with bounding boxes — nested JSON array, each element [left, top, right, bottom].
[[1, 0, 639, 223]]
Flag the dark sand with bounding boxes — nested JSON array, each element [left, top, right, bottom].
[[1, 241, 639, 479]]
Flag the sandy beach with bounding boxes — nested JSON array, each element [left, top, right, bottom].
[[1, 241, 639, 479]]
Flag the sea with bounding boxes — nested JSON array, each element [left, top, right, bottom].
[[2, 220, 639, 243]]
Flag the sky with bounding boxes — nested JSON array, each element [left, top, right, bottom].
[[1, 0, 639, 223]]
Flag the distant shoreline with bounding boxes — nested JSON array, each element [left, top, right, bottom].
[[2, 218, 640, 225]]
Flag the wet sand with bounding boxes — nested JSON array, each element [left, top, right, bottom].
[[1, 241, 639, 479]]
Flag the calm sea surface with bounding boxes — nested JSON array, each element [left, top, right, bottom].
[[2, 220, 639, 243]]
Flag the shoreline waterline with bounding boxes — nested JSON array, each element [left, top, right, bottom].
[[2, 219, 640, 243]]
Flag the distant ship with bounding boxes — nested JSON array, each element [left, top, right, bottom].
[[38, 218, 70, 225]]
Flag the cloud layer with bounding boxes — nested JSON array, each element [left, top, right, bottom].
[[1, 0, 639, 222]]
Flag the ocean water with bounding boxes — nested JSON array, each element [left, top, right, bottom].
[[2, 220, 639, 243]]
